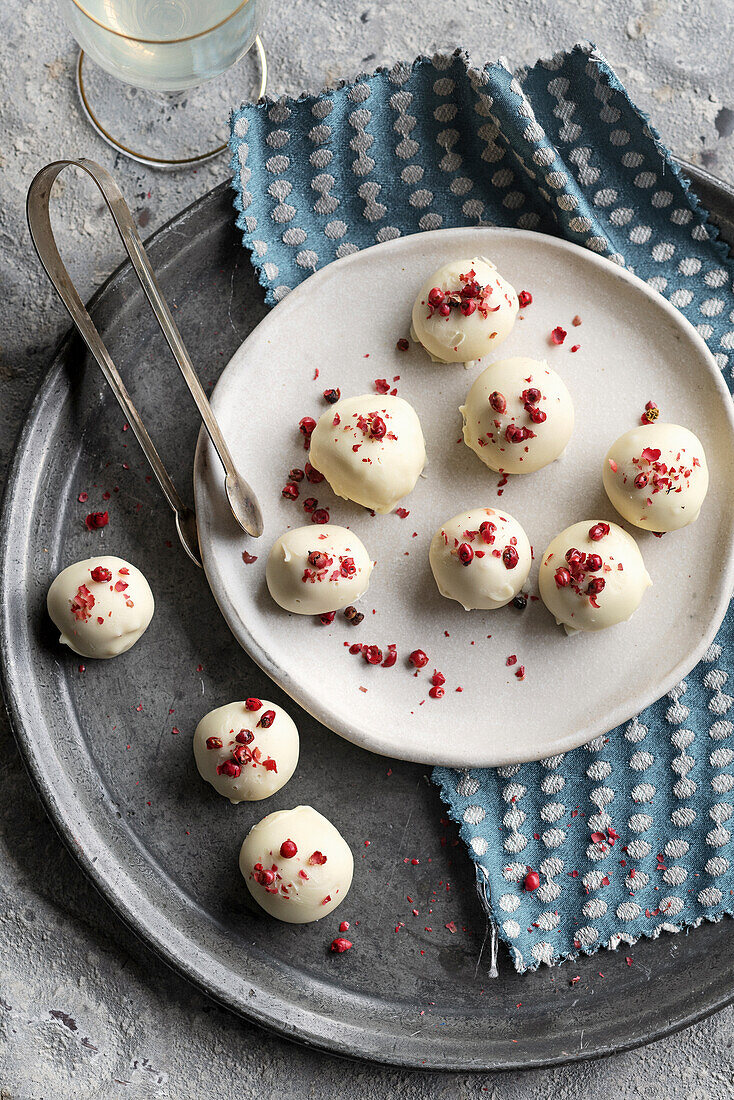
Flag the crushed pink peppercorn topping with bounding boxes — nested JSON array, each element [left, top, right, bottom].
[[205, 736, 223, 750], [588, 522, 610, 542], [90, 566, 112, 583], [245, 698, 262, 711], [85, 511, 109, 531], [330, 937, 352, 953], [70, 584, 95, 621]]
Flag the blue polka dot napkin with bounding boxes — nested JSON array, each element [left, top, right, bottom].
[[229, 42, 734, 970]]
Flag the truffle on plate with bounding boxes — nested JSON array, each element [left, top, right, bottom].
[[602, 423, 708, 532], [410, 256, 518, 364], [239, 806, 354, 923], [429, 507, 532, 610], [266, 524, 373, 614], [47, 556, 154, 659], [309, 394, 426, 514], [538, 520, 651, 635], [193, 699, 299, 803], [461, 357, 574, 475]]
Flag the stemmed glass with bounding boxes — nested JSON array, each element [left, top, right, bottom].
[[60, 0, 270, 168]]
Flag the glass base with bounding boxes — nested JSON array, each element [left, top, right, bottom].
[[76, 38, 267, 170]]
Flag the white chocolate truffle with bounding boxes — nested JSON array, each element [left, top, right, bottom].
[[411, 256, 518, 364], [239, 806, 354, 923], [539, 521, 651, 635], [266, 524, 373, 615], [603, 423, 708, 532], [461, 357, 574, 475], [47, 556, 154, 659], [193, 699, 298, 803], [429, 507, 532, 610], [309, 394, 426, 514]]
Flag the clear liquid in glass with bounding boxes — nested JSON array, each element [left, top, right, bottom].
[[65, 0, 266, 90]]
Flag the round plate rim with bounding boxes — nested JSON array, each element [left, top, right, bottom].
[[2, 173, 734, 1072], [194, 224, 734, 769]]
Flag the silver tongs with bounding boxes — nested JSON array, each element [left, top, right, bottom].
[[26, 158, 263, 567]]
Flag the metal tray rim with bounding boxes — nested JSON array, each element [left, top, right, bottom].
[[2, 164, 733, 1072]]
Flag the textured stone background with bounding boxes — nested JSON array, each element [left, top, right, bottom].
[[1, 1, 733, 1097]]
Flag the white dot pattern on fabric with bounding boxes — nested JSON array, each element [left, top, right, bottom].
[[231, 48, 734, 973]]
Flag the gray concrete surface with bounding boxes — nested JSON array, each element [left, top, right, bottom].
[[1, 1, 733, 1096]]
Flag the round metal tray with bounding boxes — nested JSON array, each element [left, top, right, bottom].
[[2, 162, 733, 1071]]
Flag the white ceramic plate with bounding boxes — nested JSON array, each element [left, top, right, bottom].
[[194, 228, 734, 768]]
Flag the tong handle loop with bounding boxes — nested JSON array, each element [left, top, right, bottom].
[[27, 158, 204, 565]]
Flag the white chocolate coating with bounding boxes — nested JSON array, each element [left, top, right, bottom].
[[410, 256, 518, 364], [461, 357, 574, 475], [266, 524, 373, 615], [603, 423, 708, 532], [429, 507, 532, 610], [47, 556, 154, 659], [309, 394, 426, 514], [539, 521, 651, 635], [240, 806, 354, 923], [193, 700, 299, 803]]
